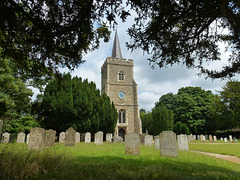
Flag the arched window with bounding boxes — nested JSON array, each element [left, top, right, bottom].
[[119, 72, 124, 80], [118, 110, 126, 123]]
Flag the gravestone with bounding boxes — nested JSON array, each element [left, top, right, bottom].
[[85, 132, 91, 143], [220, 137, 223, 141], [26, 134, 30, 144], [125, 133, 140, 155], [200, 134, 204, 142], [94, 131, 103, 145], [44, 129, 56, 147], [234, 139, 238, 143], [160, 131, 178, 157], [203, 136, 206, 142], [17, 132, 26, 143], [106, 133, 112, 143], [197, 135, 200, 140], [144, 135, 153, 146], [0, 120, 3, 138], [139, 133, 146, 144], [65, 127, 76, 146], [213, 135, 217, 142], [1, 132, 10, 143], [209, 135, 213, 142], [188, 134, 194, 142], [177, 134, 189, 151], [28, 127, 45, 150], [205, 135, 209, 141], [59, 132, 65, 143], [224, 137, 228, 143], [113, 136, 123, 143], [229, 135, 233, 142], [193, 135, 196, 140], [154, 136, 160, 150], [75, 132, 80, 143]]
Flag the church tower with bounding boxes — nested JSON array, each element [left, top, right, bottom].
[[101, 31, 142, 139]]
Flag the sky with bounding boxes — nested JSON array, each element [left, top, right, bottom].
[[32, 14, 240, 111]]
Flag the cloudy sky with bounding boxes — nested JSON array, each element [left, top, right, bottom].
[[32, 14, 239, 111]]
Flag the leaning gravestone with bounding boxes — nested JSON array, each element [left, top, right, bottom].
[[144, 135, 153, 146], [28, 127, 45, 150], [17, 132, 26, 143], [177, 134, 189, 151], [44, 129, 56, 147], [85, 132, 91, 143], [213, 135, 217, 142], [1, 132, 10, 143], [125, 133, 140, 155], [209, 135, 213, 142], [94, 131, 103, 145], [75, 132, 80, 143], [139, 133, 146, 144], [106, 133, 112, 143], [154, 136, 160, 150], [59, 132, 65, 143], [65, 127, 76, 146], [229, 135, 233, 142], [160, 131, 178, 157], [26, 134, 30, 144]]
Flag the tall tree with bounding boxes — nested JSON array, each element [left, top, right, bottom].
[[127, 0, 240, 78], [39, 73, 117, 134], [140, 112, 153, 134], [211, 81, 240, 129], [152, 103, 174, 135]]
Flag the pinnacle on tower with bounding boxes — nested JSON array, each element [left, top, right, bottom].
[[111, 30, 123, 59]]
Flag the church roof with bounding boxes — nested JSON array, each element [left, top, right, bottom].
[[111, 30, 123, 59]]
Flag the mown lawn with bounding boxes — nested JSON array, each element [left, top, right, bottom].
[[189, 143, 240, 157], [0, 143, 240, 180]]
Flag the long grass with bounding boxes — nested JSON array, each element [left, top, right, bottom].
[[1, 143, 240, 180], [189, 143, 240, 157]]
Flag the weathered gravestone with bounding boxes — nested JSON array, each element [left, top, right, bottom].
[[160, 131, 178, 157], [188, 134, 194, 142], [75, 132, 80, 143], [28, 128, 45, 150], [44, 129, 56, 147], [125, 133, 140, 155], [94, 131, 103, 145], [209, 135, 213, 142], [220, 137, 223, 141], [213, 135, 217, 142], [177, 134, 189, 151], [154, 136, 160, 150], [85, 132, 91, 143], [113, 136, 123, 143], [224, 137, 228, 143], [200, 134, 204, 142], [65, 128, 76, 146], [17, 132, 26, 143], [203, 136, 206, 142], [139, 133, 146, 144], [59, 132, 65, 143], [26, 134, 30, 144], [106, 133, 112, 143], [0, 120, 3, 138], [1, 132, 10, 143], [193, 135, 196, 140], [144, 135, 153, 146], [229, 135, 233, 142]]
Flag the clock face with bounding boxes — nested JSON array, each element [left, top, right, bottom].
[[118, 91, 126, 99]]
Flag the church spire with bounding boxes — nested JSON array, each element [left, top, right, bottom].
[[111, 30, 123, 59]]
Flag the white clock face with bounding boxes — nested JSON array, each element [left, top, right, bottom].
[[118, 91, 126, 99]]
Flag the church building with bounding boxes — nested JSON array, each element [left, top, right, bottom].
[[101, 31, 142, 139]]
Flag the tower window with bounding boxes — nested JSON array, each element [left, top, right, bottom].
[[119, 72, 124, 80], [118, 110, 126, 123]]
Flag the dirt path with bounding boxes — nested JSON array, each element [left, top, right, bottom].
[[191, 150, 240, 165]]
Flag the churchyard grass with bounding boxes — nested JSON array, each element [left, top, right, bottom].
[[189, 143, 240, 157], [1, 143, 240, 180]]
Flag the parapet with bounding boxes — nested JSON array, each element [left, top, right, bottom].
[[102, 57, 134, 66]]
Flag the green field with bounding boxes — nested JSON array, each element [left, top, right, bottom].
[[189, 143, 240, 157], [0, 143, 240, 180]]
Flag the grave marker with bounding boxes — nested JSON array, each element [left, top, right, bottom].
[[94, 131, 103, 145], [160, 131, 178, 157], [44, 129, 56, 147], [59, 132, 65, 143], [65, 127, 76, 146], [144, 135, 153, 146], [106, 133, 112, 143], [85, 132, 91, 143], [154, 136, 160, 150], [1, 132, 10, 143], [177, 134, 189, 151], [28, 128, 45, 150], [17, 132, 26, 143], [75, 132, 80, 143], [125, 133, 140, 155]]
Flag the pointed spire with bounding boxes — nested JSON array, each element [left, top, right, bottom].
[[111, 30, 123, 59]]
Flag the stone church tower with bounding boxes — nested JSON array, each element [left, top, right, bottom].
[[101, 31, 142, 139]]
